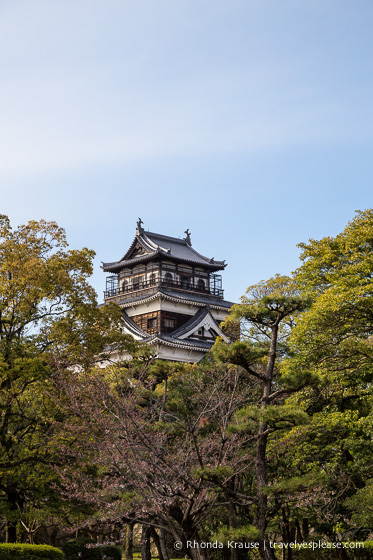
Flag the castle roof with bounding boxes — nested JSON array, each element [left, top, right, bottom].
[[111, 287, 234, 312], [121, 307, 227, 352], [102, 220, 226, 273]]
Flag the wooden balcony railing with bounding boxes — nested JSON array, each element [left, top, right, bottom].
[[104, 278, 224, 300]]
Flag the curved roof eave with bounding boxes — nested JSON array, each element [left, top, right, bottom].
[[116, 289, 233, 311], [146, 334, 213, 351], [102, 229, 226, 272], [102, 254, 225, 272]]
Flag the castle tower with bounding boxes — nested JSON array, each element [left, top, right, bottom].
[[102, 219, 233, 362]]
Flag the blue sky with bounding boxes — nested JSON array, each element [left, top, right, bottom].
[[1, 0, 372, 303]]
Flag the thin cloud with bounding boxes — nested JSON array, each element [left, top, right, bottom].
[[0, 0, 372, 179]]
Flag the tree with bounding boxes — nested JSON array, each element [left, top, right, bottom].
[[289, 208, 373, 382], [0, 215, 132, 542], [52, 360, 260, 560], [278, 209, 373, 544], [214, 275, 310, 560]]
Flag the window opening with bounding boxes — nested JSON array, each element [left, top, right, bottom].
[[165, 272, 173, 286], [180, 275, 190, 289], [147, 318, 157, 330], [197, 278, 205, 291]]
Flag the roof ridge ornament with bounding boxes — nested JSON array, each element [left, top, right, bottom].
[[184, 228, 192, 246], [136, 218, 144, 235]]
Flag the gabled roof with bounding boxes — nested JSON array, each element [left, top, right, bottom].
[[121, 305, 228, 355], [171, 306, 228, 342], [102, 221, 226, 272], [121, 310, 216, 351], [121, 311, 147, 340]]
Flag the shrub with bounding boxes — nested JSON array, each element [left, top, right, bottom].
[[0, 556, 46, 560], [62, 538, 101, 560], [99, 545, 122, 560], [0, 543, 64, 559]]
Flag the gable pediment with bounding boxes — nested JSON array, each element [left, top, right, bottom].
[[177, 309, 229, 342], [123, 240, 152, 261], [131, 244, 148, 257]]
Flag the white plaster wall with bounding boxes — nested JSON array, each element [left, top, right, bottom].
[[124, 297, 230, 319], [156, 344, 207, 363]]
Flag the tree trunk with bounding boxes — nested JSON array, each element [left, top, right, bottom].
[[6, 522, 17, 544], [281, 506, 293, 560], [124, 522, 134, 560], [49, 525, 59, 547], [256, 324, 278, 560], [151, 527, 167, 560], [159, 528, 170, 560], [141, 524, 152, 560], [302, 519, 309, 539], [5, 488, 24, 543], [295, 519, 302, 542], [166, 522, 208, 560], [337, 548, 349, 560]]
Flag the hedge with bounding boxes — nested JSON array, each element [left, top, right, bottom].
[[99, 545, 122, 560], [0, 543, 64, 560], [62, 538, 99, 560], [62, 538, 122, 560]]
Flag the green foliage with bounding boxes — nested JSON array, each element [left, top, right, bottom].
[[0, 216, 135, 541], [99, 545, 122, 560], [61, 539, 121, 560], [191, 466, 234, 484], [233, 403, 309, 429], [345, 478, 373, 527], [62, 538, 100, 560], [275, 209, 373, 541], [0, 556, 43, 560], [213, 524, 261, 543], [267, 471, 328, 495], [223, 274, 311, 343], [213, 339, 268, 372], [289, 209, 373, 383], [0, 543, 64, 559]]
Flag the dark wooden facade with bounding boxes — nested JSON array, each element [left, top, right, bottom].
[[132, 310, 191, 335]]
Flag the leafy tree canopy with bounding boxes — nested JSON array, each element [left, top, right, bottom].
[[0, 216, 133, 542]]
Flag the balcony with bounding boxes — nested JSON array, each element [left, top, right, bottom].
[[104, 277, 224, 301]]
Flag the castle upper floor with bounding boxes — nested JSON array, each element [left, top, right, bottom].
[[102, 220, 226, 303]]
